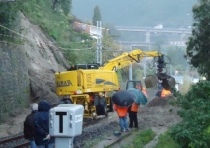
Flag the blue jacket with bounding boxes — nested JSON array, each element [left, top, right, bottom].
[[34, 100, 54, 146]]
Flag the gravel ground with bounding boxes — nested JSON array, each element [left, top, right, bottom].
[[0, 87, 181, 148], [73, 88, 182, 148]]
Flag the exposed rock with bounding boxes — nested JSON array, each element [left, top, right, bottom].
[[0, 12, 69, 122]]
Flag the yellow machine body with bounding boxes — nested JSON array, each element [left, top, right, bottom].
[[55, 70, 119, 117], [56, 70, 119, 95], [55, 49, 174, 118]]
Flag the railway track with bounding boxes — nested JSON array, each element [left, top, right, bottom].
[[0, 116, 105, 148], [0, 133, 29, 148]]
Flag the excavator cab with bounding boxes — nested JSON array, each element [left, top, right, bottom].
[[144, 55, 175, 91]]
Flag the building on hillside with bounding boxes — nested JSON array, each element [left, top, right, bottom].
[[73, 22, 109, 39]]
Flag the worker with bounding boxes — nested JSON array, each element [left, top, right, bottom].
[[161, 89, 171, 98], [113, 104, 129, 132], [68, 64, 76, 71], [24, 103, 38, 148], [128, 102, 139, 128], [34, 100, 55, 148], [142, 87, 148, 98], [135, 83, 142, 90], [156, 81, 163, 97], [136, 83, 148, 97]]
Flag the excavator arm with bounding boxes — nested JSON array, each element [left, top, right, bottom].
[[99, 49, 175, 90], [99, 49, 161, 71]]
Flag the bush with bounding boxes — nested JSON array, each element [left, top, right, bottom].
[[127, 129, 156, 148], [155, 132, 180, 148], [169, 81, 210, 148]]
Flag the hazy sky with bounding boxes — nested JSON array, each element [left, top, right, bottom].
[[71, 0, 197, 27]]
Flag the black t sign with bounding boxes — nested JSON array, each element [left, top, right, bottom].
[[56, 112, 67, 133]]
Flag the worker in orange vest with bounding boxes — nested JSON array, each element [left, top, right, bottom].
[[113, 104, 129, 132], [161, 89, 171, 97], [128, 102, 139, 128]]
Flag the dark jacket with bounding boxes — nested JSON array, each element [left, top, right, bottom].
[[24, 110, 37, 140], [34, 100, 54, 146]]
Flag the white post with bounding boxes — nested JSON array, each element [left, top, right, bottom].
[[129, 46, 133, 80], [129, 64, 132, 80], [144, 60, 146, 78], [96, 21, 102, 65], [49, 104, 84, 148]]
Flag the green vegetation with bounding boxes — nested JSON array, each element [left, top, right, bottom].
[[19, 0, 120, 64], [169, 81, 210, 147], [20, 0, 95, 64], [186, 0, 210, 80], [167, 1, 210, 145], [125, 129, 156, 148], [0, 0, 98, 64], [155, 132, 180, 148], [92, 6, 101, 26], [0, 1, 20, 42]]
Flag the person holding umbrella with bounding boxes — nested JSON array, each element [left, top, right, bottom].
[[112, 90, 136, 132], [113, 104, 129, 132], [128, 102, 139, 128], [127, 86, 148, 129]]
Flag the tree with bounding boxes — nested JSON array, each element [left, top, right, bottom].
[[185, 0, 210, 80], [0, 1, 19, 41], [92, 6, 101, 26], [60, 0, 71, 16], [170, 81, 210, 147], [52, 0, 72, 16]]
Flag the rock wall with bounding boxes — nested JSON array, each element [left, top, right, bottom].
[[0, 12, 69, 122], [0, 44, 30, 121]]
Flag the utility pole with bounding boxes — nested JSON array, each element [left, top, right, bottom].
[[129, 46, 133, 80], [143, 60, 146, 78], [96, 21, 102, 65]]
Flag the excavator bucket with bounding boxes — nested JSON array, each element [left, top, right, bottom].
[[161, 77, 175, 90], [144, 75, 159, 88], [144, 74, 176, 90], [156, 73, 176, 90]]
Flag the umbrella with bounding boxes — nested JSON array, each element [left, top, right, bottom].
[[127, 88, 148, 105], [111, 90, 135, 107]]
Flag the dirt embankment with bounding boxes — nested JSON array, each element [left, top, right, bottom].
[[109, 88, 181, 148]]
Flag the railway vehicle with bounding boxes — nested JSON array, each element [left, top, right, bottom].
[[55, 49, 175, 118]]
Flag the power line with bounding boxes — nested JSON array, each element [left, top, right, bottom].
[[0, 24, 96, 51]]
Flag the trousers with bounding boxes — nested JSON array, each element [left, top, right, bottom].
[[129, 111, 138, 128]]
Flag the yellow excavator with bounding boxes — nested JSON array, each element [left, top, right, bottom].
[[55, 49, 175, 118]]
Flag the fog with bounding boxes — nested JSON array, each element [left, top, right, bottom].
[[72, 0, 197, 28]]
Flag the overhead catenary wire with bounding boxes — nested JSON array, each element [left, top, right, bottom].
[[0, 24, 97, 51]]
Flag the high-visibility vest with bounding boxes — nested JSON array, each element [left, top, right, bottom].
[[130, 103, 139, 112], [113, 104, 128, 117], [161, 89, 171, 97]]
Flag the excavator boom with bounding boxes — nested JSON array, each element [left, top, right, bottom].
[[100, 49, 161, 71]]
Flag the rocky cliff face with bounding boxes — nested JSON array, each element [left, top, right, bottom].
[[0, 12, 69, 121]]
